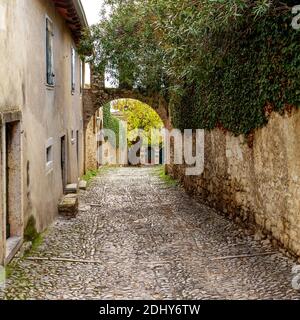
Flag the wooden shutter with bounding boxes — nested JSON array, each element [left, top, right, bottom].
[[71, 47, 76, 92], [46, 18, 54, 85]]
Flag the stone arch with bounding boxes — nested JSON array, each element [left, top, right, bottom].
[[83, 87, 170, 130]]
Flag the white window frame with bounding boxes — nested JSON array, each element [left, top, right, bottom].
[[45, 137, 54, 174]]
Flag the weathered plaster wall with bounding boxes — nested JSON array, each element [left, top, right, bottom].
[[85, 108, 103, 171], [0, 0, 85, 263], [168, 108, 300, 257]]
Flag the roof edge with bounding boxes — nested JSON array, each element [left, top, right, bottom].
[[73, 0, 89, 29], [51, 0, 89, 43]]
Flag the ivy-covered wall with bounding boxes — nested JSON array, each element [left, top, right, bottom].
[[81, 1, 300, 138], [171, 8, 300, 136]]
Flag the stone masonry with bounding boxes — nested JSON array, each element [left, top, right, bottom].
[[0, 167, 299, 300], [82, 73, 171, 131], [167, 107, 300, 259]]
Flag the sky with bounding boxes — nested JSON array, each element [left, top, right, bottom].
[[81, 0, 105, 25], [81, 0, 103, 86], [81, 0, 115, 87]]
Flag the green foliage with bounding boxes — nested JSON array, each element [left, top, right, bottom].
[[24, 216, 44, 254], [113, 99, 163, 145], [103, 103, 120, 147], [82, 169, 99, 182], [82, 167, 111, 184], [154, 165, 178, 187], [24, 216, 39, 242], [5, 265, 14, 278], [81, 0, 300, 136], [30, 234, 44, 253], [171, 6, 300, 135]]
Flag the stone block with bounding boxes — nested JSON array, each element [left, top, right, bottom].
[[79, 180, 87, 191], [65, 183, 78, 194], [5, 236, 22, 265], [58, 194, 78, 219]]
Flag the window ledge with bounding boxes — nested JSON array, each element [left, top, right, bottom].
[[46, 84, 55, 90], [46, 162, 53, 175]]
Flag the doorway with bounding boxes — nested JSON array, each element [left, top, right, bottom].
[[61, 135, 67, 191], [5, 123, 12, 240], [159, 147, 164, 165], [4, 120, 22, 263], [76, 130, 79, 172], [146, 146, 155, 165]]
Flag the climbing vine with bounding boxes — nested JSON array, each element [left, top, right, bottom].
[[103, 103, 120, 147], [81, 0, 300, 136]]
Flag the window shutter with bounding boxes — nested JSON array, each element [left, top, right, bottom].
[[71, 47, 76, 92], [46, 18, 54, 85]]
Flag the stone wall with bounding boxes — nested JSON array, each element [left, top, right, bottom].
[[83, 73, 171, 130], [83, 89, 97, 171], [85, 115, 98, 171], [85, 107, 103, 171], [167, 108, 300, 257]]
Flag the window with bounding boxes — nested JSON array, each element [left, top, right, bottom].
[[46, 146, 52, 163], [71, 47, 76, 92], [46, 17, 54, 85], [71, 129, 76, 145], [76, 130, 79, 164], [45, 138, 54, 173]]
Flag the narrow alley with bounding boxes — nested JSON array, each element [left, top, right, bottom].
[[1, 167, 299, 300]]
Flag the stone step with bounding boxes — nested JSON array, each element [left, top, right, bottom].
[[65, 183, 78, 194], [58, 194, 78, 219], [5, 236, 23, 265], [79, 180, 87, 191]]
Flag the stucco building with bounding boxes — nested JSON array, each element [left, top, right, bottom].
[[0, 0, 88, 265]]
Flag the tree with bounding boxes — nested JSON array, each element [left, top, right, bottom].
[[80, 1, 300, 136], [112, 99, 163, 146]]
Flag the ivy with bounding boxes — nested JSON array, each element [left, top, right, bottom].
[[81, 1, 300, 136], [103, 104, 120, 147], [171, 7, 300, 135]]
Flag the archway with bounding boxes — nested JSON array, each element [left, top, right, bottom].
[[82, 85, 171, 132], [84, 98, 166, 171]]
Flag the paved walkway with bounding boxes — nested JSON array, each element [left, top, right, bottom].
[[1, 167, 300, 299]]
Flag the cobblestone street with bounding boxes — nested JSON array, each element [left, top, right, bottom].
[[1, 167, 300, 300]]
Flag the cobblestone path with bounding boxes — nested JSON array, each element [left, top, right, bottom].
[[1, 167, 300, 300]]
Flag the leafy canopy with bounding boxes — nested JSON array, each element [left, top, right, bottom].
[[112, 99, 163, 145], [81, 1, 300, 135]]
